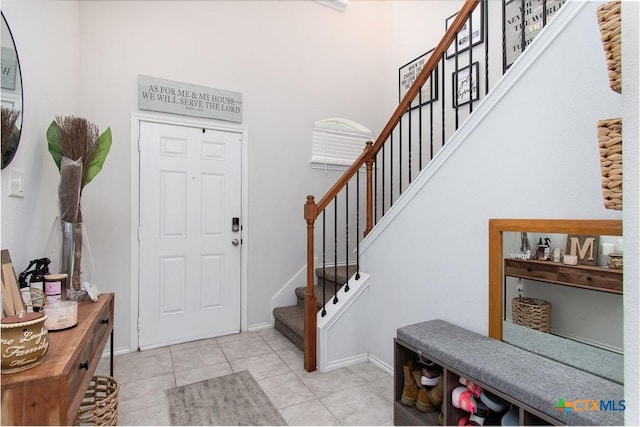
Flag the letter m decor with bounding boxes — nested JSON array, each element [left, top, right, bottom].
[[565, 234, 600, 266]]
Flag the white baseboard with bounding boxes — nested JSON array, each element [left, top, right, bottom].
[[368, 352, 393, 375], [323, 353, 369, 372], [248, 322, 274, 332]]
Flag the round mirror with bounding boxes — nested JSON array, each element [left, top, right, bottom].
[[1, 11, 23, 169]]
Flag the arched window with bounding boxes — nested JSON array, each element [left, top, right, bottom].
[[311, 118, 372, 171]]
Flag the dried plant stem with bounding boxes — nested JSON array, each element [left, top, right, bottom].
[[1, 107, 20, 155], [55, 115, 100, 293]]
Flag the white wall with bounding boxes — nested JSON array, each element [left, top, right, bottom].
[[1, 3, 81, 269], [1, 0, 386, 351], [363, 0, 624, 370]]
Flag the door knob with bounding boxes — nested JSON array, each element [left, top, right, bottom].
[[232, 239, 239, 246]]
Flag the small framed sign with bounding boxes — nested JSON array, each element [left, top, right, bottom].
[[451, 62, 479, 108], [399, 49, 438, 109], [565, 234, 600, 266]]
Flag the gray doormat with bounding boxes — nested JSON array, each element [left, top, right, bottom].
[[165, 370, 287, 426]]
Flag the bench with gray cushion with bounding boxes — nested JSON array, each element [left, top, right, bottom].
[[397, 319, 624, 425]]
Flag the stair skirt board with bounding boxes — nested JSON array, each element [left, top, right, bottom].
[[317, 272, 370, 372]]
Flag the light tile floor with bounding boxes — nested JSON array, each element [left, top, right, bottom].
[[96, 328, 394, 426]]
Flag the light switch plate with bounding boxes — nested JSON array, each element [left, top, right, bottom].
[[9, 168, 24, 198]]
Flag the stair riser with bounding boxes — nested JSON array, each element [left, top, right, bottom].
[[274, 318, 304, 351], [296, 279, 344, 309]]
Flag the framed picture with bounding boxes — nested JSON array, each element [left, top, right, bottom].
[[445, 2, 484, 59], [503, 0, 567, 70], [399, 49, 438, 109], [451, 62, 479, 108], [565, 234, 599, 266]]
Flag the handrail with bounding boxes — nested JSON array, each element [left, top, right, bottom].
[[311, 0, 480, 219], [303, 0, 481, 373]]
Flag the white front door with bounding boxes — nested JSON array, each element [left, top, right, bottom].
[[138, 121, 242, 349]]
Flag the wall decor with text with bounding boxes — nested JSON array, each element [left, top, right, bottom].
[[452, 62, 479, 108], [399, 49, 438, 109], [503, 0, 567, 71]]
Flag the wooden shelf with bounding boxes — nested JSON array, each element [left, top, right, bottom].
[[504, 258, 622, 294], [1, 294, 114, 426], [394, 338, 558, 426]]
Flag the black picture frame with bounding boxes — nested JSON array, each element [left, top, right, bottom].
[[452, 62, 479, 108], [445, 2, 485, 59], [502, 0, 567, 71], [398, 49, 439, 109]]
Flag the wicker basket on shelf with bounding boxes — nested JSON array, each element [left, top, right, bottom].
[[512, 297, 551, 333], [596, 0, 621, 93], [73, 376, 120, 426], [598, 117, 622, 210]]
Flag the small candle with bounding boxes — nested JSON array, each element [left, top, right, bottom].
[[616, 238, 624, 254]]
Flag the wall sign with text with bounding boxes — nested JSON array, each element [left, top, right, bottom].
[[138, 75, 243, 123], [398, 49, 438, 109], [503, 0, 567, 71], [452, 62, 479, 108]]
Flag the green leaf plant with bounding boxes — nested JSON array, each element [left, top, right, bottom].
[[46, 118, 112, 188]]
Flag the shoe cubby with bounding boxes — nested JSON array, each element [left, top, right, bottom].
[[394, 338, 559, 426], [394, 339, 443, 426]]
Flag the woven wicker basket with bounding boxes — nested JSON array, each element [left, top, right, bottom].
[[512, 297, 551, 333], [73, 376, 119, 426], [596, 0, 621, 93], [598, 117, 622, 210]]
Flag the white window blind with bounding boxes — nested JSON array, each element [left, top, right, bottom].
[[311, 118, 373, 171]]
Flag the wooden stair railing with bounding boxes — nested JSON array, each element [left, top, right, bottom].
[[303, 0, 481, 373]]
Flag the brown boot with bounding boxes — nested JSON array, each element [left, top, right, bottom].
[[428, 380, 443, 407], [400, 361, 418, 406], [412, 370, 436, 413]]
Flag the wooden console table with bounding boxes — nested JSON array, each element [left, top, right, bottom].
[[504, 258, 622, 294], [1, 293, 114, 426]]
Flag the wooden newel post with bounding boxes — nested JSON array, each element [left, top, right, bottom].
[[304, 195, 318, 372], [364, 141, 374, 237]]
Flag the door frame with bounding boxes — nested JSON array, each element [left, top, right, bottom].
[[130, 112, 249, 351]]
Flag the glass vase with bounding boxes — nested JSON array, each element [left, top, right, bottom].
[[44, 217, 95, 301]]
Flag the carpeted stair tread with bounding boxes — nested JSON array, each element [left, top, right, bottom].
[[273, 305, 304, 351], [315, 264, 358, 284], [273, 264, 358, 352], [295, 284, 343, 309]]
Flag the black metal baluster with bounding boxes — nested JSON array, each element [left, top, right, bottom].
[[430, 66, 435, 160], [520, 0, 526, 57], [355, 170, 360, 281], [399, 116, 403, 196], [419, 84, 423, 171], [441, 52, 446, 147], [390, 132, 394, 206], [382, 142, 386, 217], [408, 104, 413, 184], [469, 7, 474, 115], [333, 196, 338, 305], [344, 183, 350, 292], [485, 0, 490, 95], [321, 211, 326, 317], [374, 150, 378, 225], [454, 34, 459, 130]]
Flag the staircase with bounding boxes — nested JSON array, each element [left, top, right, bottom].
[[273, 264, 357, 351]]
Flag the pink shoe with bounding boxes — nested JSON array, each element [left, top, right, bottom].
[[459, 376, 482, 397], [458, 415, 469, 426], [451, 386, 477, 413]]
